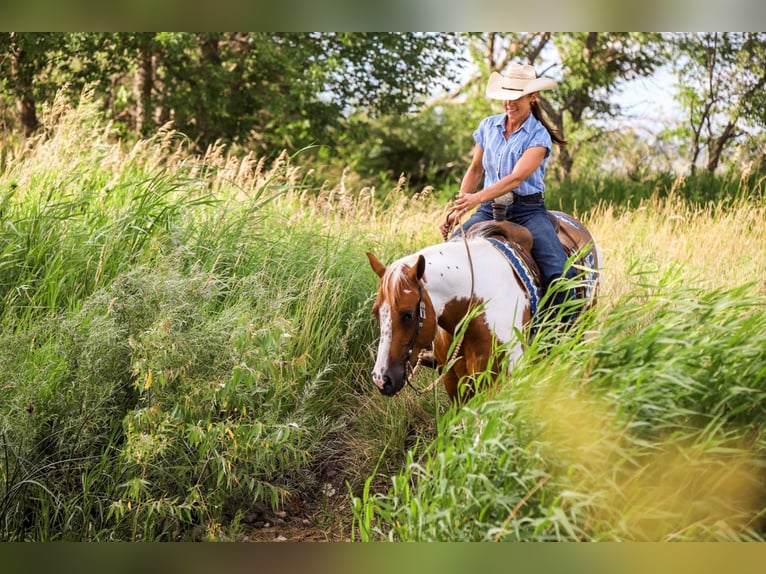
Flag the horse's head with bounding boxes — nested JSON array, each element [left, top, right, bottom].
[[366, 251, 437, 397]]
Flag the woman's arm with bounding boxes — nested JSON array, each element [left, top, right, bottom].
[[439, 144, 485, 238], [453, 146, 547, 213]]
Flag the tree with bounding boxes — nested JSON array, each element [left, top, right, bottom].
[[0, 33, 139, 137], [132, 33, 156, 136], [0, 32, 465, 154], [672, 32, 766, 174], [0, 33, 68, 137], [142, 32, 465, 151]]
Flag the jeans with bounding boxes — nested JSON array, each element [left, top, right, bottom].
[[453, 199, 577, 319]]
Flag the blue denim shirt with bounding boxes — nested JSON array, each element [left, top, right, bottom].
[[473, 112, 551, 197]]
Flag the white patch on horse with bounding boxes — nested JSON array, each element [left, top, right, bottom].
[[415, 240, 528, 348], [372, 302, 393, 390]]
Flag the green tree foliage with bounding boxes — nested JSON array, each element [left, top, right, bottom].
[[335, 101, 481, 191], [0, 33, 69, 136], [2, 33, 766, 186], [0, 32, 464, 154], [671, 32, 766, 174]]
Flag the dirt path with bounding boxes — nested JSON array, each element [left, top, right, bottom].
[[237, 493, 353, 542]]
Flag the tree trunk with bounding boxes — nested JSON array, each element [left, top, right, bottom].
[[9, 33, 38, 138], [133, 34, 154, 135], [198, 33, 221, 66], [195, 33, 222, 139], [688, 100, 709, 176], [556, 145, 574, 180], [706, 121, 736, 173]]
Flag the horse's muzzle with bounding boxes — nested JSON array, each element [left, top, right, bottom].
[[372, 369, 405, 397]]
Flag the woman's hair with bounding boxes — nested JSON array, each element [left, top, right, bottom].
[[530, 100, 567, 146]]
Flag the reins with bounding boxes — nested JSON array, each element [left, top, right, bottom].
[[405, 208, 477, 396]]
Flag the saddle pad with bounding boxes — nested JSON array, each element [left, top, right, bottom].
[[485, 237, 541, 318], [549, 212, 600, 301]]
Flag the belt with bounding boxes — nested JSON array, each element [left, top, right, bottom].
[[512, 192, 543, 204]]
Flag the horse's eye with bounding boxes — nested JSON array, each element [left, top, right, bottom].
[[400, 310, 415, 323]]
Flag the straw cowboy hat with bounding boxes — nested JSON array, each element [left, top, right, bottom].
[[485, 63, 557, 100]]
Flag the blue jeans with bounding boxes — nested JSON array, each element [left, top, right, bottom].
[[452, 199, 575, 299]]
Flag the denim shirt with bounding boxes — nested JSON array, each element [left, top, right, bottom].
[[473, 112, 551, 197]]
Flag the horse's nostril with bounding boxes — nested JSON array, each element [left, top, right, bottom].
[[372, 371, 389, 393], [373, 369, 400, 397], [381, 374, 397, 396]]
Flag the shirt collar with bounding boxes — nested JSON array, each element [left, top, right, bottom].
[[493, 112, 535, 134]]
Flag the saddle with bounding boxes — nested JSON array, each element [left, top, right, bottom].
[[545, 211, 594, 260], [463, 211, 598, 301], [464, 220, 542, 286]]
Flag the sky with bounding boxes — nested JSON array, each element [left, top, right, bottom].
[[613, 66, 683, 136]]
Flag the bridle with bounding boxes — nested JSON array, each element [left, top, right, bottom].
[[403, 281, 429, 386]]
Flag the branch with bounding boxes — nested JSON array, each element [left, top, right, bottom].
[[527, 32, 551, 64], [422, 72, 483, 109]]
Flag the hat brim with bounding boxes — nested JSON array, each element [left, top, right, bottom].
[[485, 71, 557, 101]]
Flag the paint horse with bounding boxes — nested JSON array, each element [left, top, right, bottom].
[[366, 211, 601, 403]]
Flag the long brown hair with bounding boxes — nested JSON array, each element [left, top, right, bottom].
[[531, 99, 566, 146]]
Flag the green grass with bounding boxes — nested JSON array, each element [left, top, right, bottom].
[[547, 169, 766, 215], [0, 97, 382, 540], [1, 95, 765, 541]]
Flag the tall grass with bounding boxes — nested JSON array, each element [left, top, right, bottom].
[[352, 272, 766, 541], [1, 93, 764, 541], [350, 190, 766, 541], [549, 169, 766, 215], [0, 93, 379, 540]]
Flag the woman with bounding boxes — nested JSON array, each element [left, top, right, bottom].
[[441, 63, 575, 320]]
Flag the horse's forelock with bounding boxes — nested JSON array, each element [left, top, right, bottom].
[[381, 262, 411, 308]]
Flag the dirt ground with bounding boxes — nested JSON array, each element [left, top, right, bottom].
[[238, 496, 352, 542]]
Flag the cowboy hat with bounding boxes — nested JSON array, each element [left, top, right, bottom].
[[485, 63, 557, 101]]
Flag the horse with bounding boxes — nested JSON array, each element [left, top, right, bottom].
[[366, 211, 601, 403]]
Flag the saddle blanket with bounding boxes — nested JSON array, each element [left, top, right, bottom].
[[485, 237, 541, 318]]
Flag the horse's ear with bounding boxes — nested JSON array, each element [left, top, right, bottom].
[[415, 255, 426, 280], [366, 252, 386, 278]]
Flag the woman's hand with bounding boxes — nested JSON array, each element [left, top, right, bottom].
[[439, 190, 483, 240], [439, 210, 458, 240], [453, 191, 481, 213]]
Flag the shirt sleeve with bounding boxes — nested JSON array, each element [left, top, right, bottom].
[[472, 117, 489, 149], [528, 122, 552, 158]]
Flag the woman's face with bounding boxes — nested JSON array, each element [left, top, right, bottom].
[[503, 93, 536, 123]]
